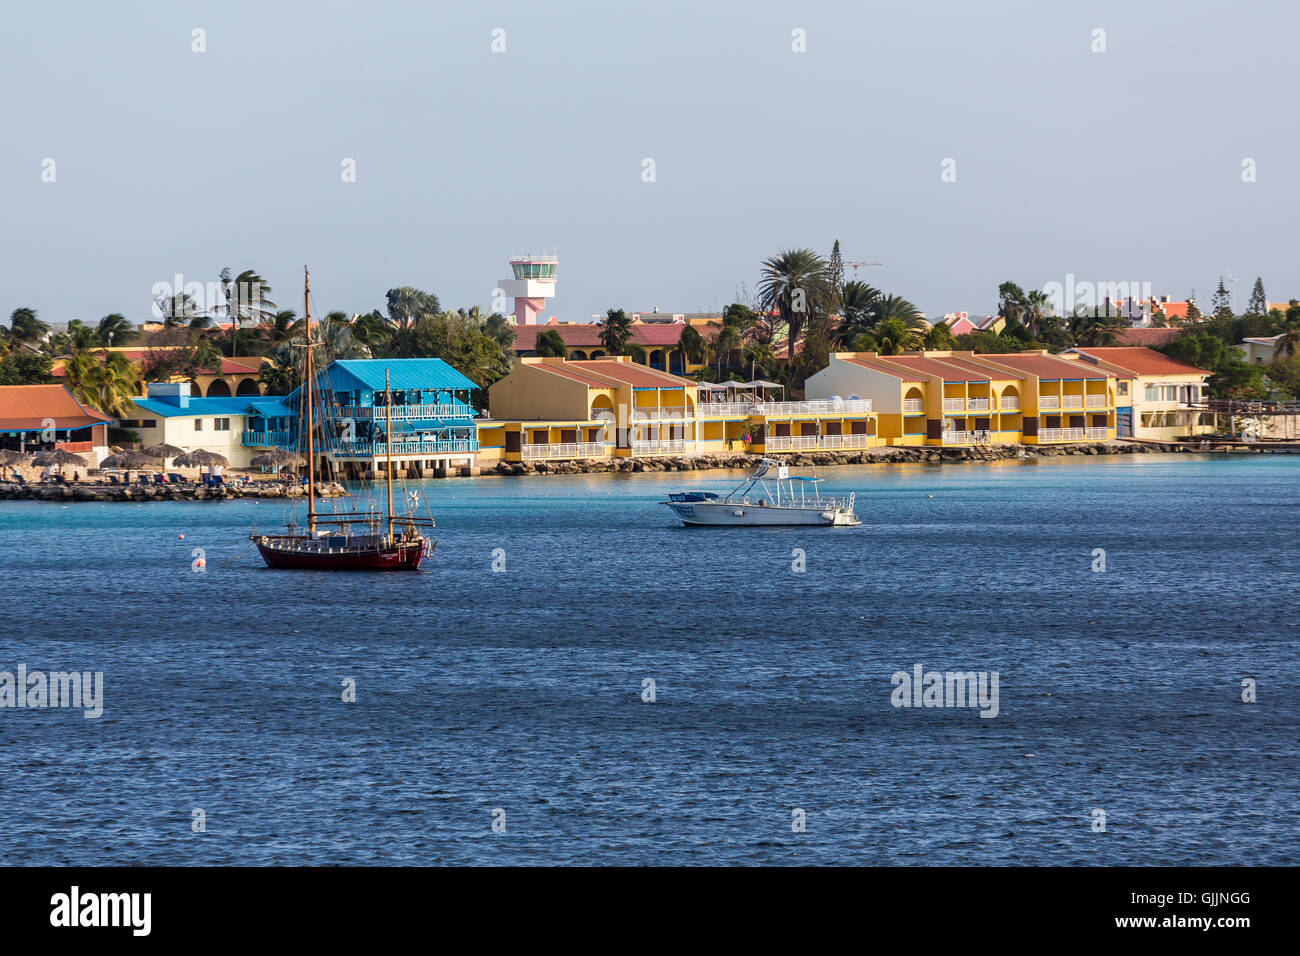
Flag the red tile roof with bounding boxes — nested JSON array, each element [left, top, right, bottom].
[[841, 357, 926, 382], [0, 385, 112, 430], [1066, 347, 1209, 377], [876, 355, 992, 382], [1113, 327, 1184, 347], [511, 321, 717, 352], [977, 352, 1108, 380], [573, 360, 693, 388], [529, 362, 619, 388]]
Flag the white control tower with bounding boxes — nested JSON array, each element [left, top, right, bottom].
[[500, 253, 558, 325]]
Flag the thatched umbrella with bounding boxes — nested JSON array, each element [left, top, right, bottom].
[[174, 450, 230, 468], [32, 449, 88, 468], [101, 450, 158, 470], [142, 442, 187, 460], [0, 449, 30, 466], [250, 448, 303, 470]]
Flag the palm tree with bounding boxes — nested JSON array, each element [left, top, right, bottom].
[[350, 310, 390, 347], [1070, 311, 1123, 347], [742, 339, 777, 380], [678, 324, 707, 366], [63, 351, 137, 416], [923, 321, 957, 350], [384, 287, 440, 330], [599, 309, 633, 355], [1023, 289, 1051, 339], [836, 281, 882, 347], [65, 320, 99, 353], [262, 309, 304, 346], [998, 282, 1027, 327], [536, 329, 567, 357], [96, 313, 134, 347], [715, 324, 743, 377], [155, 292, 203, 328], [758, 249, 828, 359], [219, 268, 276, 357], [9, 307, 49, 344], [873, 317, 923, 355]]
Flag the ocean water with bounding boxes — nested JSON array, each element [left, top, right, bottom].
[[1, 454, 1297, 866]]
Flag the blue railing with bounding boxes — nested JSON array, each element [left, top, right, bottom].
[[242, 430, 293, 447], [334, 439, 479, 458]]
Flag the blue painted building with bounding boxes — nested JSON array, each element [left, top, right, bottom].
[[291, 358, 482, 476]]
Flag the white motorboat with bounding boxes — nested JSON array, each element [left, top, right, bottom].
[[661, 458, 859, 527]]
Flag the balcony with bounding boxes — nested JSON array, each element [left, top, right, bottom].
[[242, 430, 292, 447], [632, 440, 688, 455], [336, 438, 479, 458], [764, 434, 873, 451], [696, 402, 753, 417], [630, 405, 692, 422], [967, 397, 990, 411], [942, 397, 965, 411], [1062, 395, 1085, 409], [903, 398, 925, 413], [1085, 395, 1108, 408], [1086, 427, 1110, 440], [999, 398, 1020, 411], [755, 399, 872, 415], [522, 442, 606, 460], [331, 403, 475, 421], [942, 430, 991, 445], [1039, 396, 1061, 409], [1039, 427, 1084, 442]]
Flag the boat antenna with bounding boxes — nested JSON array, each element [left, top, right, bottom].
[[304, 266, 316, 536], [385, 367, 394, 545]]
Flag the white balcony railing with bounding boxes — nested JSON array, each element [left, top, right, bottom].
[[999, 398, 1020, 411], [943, 430, 970, 444], [1039, 396, 1061, 409], [942, 398, 965, 411], [903, 398, 925, 413], [1062, 396, 1085, 409], [632, 440, 688, 455], [763, 434, 873, 451], [1039, 427, 1085, 442], [1085, 395, 1108, 407], [967, 397, 990, 411], [695, 402, 751, 417], [754, 399, 873, 415], [630, 405, 691, 421], [1085, 427, 1110, 439], [521, 442, 607, 459]]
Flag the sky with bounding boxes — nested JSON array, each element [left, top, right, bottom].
[[2, 0, 1297, 328]]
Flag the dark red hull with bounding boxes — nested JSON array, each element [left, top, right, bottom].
[[254, 538, 430, 571]]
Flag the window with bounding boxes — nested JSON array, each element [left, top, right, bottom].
[[194, 419, 203, 431], [1117, 382, 1128, 396], [214, 418, 231, 431]]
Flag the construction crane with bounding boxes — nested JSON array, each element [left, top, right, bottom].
[[844, 260, 883, 276]]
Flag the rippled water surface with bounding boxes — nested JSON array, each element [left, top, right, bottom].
[[1, 454, 1297, 865]]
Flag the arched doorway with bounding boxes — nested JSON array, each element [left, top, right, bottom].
[[206, 379, 232, 398], [236, 377, 261, 396]]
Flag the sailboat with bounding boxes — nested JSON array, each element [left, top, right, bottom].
[[250, 268, 436, 570]]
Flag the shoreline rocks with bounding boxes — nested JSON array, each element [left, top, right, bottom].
[[0, 480, 349, 503], [481, 440, 1209, 477]]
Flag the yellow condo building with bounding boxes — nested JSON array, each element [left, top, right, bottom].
[[806, 350, 1117, 445], [481, 356, 880, 463]]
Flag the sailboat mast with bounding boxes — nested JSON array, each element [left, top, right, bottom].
[[304, 267, 316, 535], [385, 368, 394, 544]]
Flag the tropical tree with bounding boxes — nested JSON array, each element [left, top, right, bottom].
[[1246, 277, 1267, 317], [96, 313, 134, 347], [923, 321, 957, 350], [535, 329, 567, 357], [742, 339, 777, 380], [714, 323, 743, 377], [66, 351, 137, 416], [350, 310, 390, 348], [1024, 289, 1052, 340], [154, 292, 204, 329], [997, 282, 1027, 328], [678, 324, 707, 366], [835, 281, 882, 347], [262, 309, 304, 346], [599, 308, 633, 355], [219, 267, 276, 356], [0, 351, 54, 385], [873, 317, 923, 355], [1070, 311, 1123, 347], [9, 307, 49, 344], [384, 287, 440, 331], [758, 248, 828, 358]]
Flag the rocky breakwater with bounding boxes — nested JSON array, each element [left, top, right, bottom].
[[483, 441, 1194, 477], [0, 480, 350, 503]]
